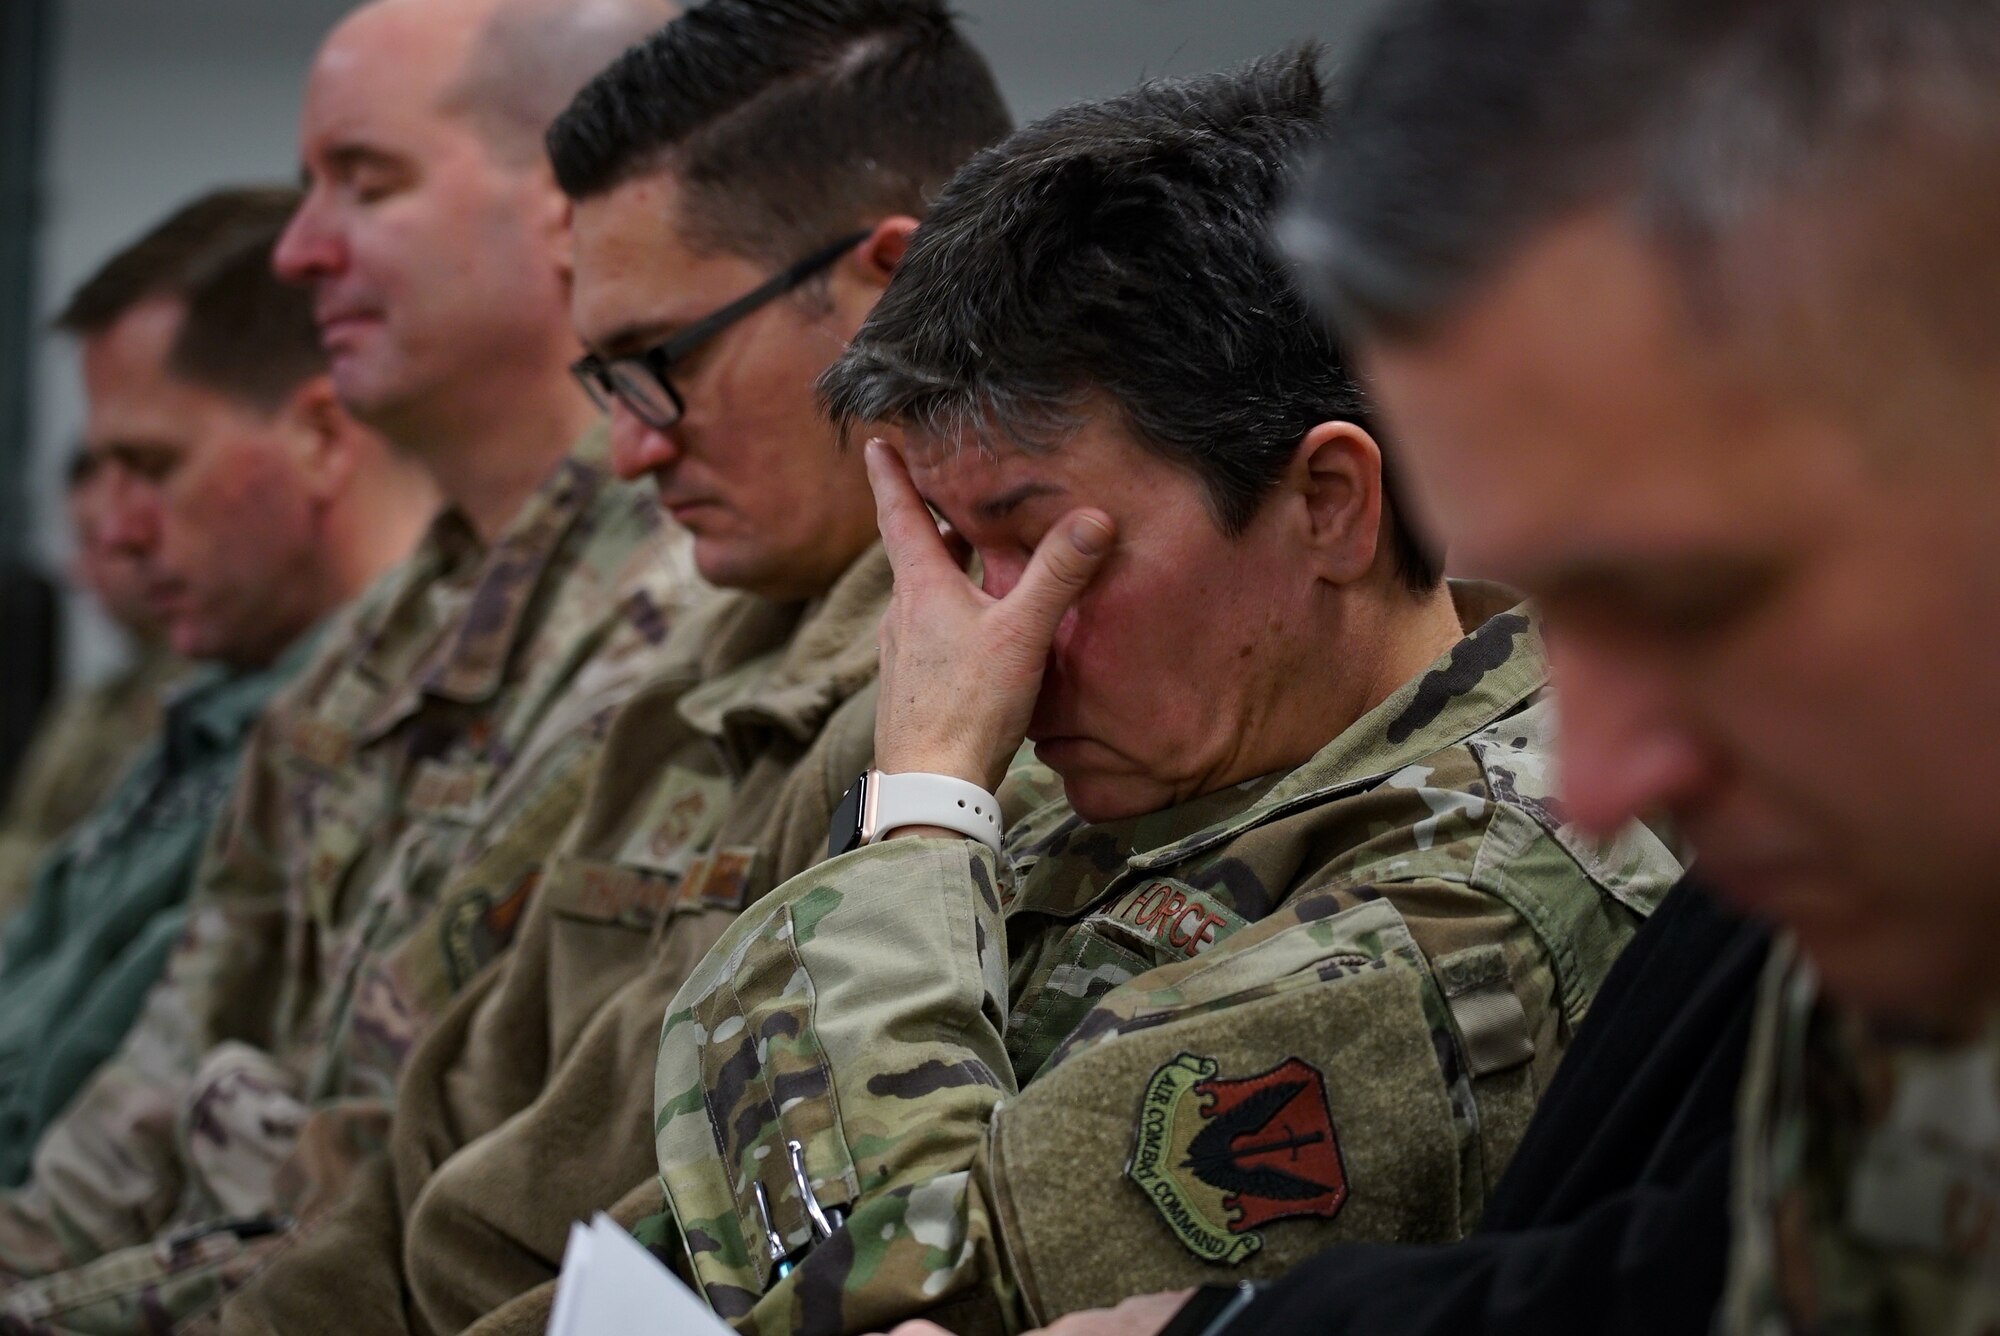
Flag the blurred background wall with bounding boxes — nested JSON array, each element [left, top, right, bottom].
[[13, 0, 1393, 687]]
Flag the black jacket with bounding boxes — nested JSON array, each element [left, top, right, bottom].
[[1219, 878, 1768, 1336]]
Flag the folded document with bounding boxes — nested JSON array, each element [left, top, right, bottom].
[[548, 1213, 734, 1336]]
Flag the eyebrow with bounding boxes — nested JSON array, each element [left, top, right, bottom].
[[591, 319, 680, 359], [318, 143, 408, 178], [1524, 551, 1781, 603], [98, 441, 184, 474], [969, 481, 1066, 523]]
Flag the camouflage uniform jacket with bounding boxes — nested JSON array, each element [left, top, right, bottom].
[[0, 643, 186, 924], [218, 545, 896, 1336], [650, 587, 1683, 1336], [1722, 941, 2000, 1335], [0, 426, 698, 1284], [0, 635, 315, 1186]]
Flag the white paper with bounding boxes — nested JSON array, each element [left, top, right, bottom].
[[547, 1213, 736, 1336]]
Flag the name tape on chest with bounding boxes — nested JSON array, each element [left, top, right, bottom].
[[1094, 880, 1243, 962], [405, 758, 498, 822], [281, 716, 356, 773], [555, 848, 760, 928]]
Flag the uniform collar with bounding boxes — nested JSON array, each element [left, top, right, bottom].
[[161, 619, 330, 765], [1008, 582, 1544, 901], [677, 544, 892, 768], [354, 425, 616, 740], [419, 425, 615, 706], [1133, 582, 1541, 869]]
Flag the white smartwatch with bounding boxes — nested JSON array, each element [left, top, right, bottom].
[[827, 769, 1004, 858]]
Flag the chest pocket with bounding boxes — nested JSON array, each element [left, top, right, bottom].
[[1008, 878, 1250, 1082]]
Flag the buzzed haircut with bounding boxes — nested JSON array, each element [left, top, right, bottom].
[[443, 0, 678, 166], [1286, 0, 2000, 359], [819, 48, 1441, 592], [547, 0, 1013, 266], [56, 186, 322, 414]]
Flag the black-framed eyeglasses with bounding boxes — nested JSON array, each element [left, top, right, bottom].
[[571, 230, 871, 432]]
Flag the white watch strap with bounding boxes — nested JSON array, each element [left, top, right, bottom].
[[869, 771, 1004, 852]]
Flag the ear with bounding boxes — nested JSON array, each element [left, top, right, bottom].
[[551, 194, 577, 294], [519, 159, 576, 289], [1292, 420, 1386, 586], [849, 215, 921, 291], [277, 375, 359, 505], [826, 216, 920, 340]]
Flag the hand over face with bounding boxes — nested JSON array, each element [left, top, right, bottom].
[[865, 438, 1115, 792]]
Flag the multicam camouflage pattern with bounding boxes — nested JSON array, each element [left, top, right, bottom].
[[0, 428, 701, 1325], [217, 546, 898, 1336], [0, 1217, 283, 1335], [1723, 943, 2000, 1336], [0, 645, 186, 924], [650, 585, 1683, 1336], [0, 638, 318, 1188]]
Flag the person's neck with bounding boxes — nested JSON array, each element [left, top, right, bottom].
[[384, 371, 598, 545], [221, 472, 439, 677], [1223, 582, 1469, 792], [324, 455, 440, 606], [1359, 583, 1471, 717]]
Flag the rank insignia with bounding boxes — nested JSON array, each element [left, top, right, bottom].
[[1126, 1053, 1347, 1264]]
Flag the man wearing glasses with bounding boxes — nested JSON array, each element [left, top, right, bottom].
[[218, 3, 1015, 1333]]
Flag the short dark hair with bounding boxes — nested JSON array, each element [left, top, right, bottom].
[[819, 48, 1440, 591], [56, 186, 322, 414], [547, 0, 1012, 266], [1284, 0, 2000, 348]]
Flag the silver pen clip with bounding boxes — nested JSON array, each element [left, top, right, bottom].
[[785, 1139, 843, 1240], [751, 1180, 792, 1277]]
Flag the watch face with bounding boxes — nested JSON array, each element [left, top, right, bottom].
[[827, 772, 870, 860]]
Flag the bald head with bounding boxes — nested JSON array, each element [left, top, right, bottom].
[[445, 0, 681, 164], [324, 0, 676, 170]]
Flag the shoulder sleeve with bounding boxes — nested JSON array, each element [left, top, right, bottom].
[[652, 833, 1016, 1329]]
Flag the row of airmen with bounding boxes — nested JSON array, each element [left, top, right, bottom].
[[0, 0, 1989, 1334]]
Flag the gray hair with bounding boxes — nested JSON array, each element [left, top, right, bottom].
[[1285, 0, 2000, 359]]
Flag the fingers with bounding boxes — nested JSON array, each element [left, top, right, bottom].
[[1006, 508, 1116, 644], [877, 1324, 954, 1336], [864, 439, 953, 584]]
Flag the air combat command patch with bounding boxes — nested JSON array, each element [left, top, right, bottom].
[[1126, 1053, 1348, 1265]]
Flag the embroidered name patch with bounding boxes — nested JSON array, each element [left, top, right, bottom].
[[1096, 881, 1238, 961], [405, 758, 495, 822], [283, 717, 355, 772], [1127, 1053, 1347, 1265], [548, 861, 683, 928]]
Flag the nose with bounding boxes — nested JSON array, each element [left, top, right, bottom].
[[273, 188, 344, 286], [1546, 634, 1717, 837], [96, 468, 162, 558], [607, 402, 682, 482]]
